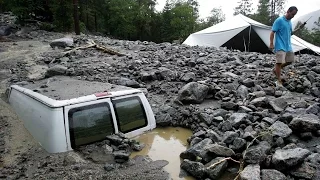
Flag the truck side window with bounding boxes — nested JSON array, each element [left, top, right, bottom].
[[112, 96, 148, 133], [68, 102, 114, 148]]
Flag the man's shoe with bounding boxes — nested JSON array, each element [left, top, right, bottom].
[[275, 81, 284, 88]]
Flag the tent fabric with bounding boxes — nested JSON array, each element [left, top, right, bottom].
[[183, 14, 320, 55]]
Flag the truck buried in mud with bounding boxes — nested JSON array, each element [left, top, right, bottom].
[[6, 76, 156, 153]]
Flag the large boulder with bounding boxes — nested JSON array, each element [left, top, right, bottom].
[[177, 82, 209, 104], [289, 114, 320, 133], [272, 148, 311, 170], [50, 37, 73, 48]]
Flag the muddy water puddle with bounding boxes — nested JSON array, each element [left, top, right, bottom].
[[130, 127, 195, 180]]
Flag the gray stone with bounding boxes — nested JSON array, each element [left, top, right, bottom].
[[205, 157, 228, 179], [45, 65, 67, 77], [113, 150, 130, 163], [290, 162, 316, 179], [180, 159, 205, 179], [237, 85, 249, 100], [289, 114, 320, 133], [244, 141, 271, 165], [50, 37, 73, 48], [306, 103, 320, 115], [180, 138, 213, 161], [240, 164, 260, 180], [228, 113, 250, 128], [250, 97, 268, 107], [231, 138, 246, 152], [178, 82, 209, 104], [243, 78, 255, 88], [269, 98, 288, 113], [181, 72, 196, 82], [205, 144, 235, 157], [262, 117, 276, 125], [261, 169, 286, 180], [155, 113, 172, 126], [269, 121, 292, 138], [221, 101, 239, 110], [311, 66, 320, 74], [272, 148, 311, 170], [222, 131, 239, 144]]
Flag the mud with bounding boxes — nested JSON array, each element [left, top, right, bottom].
[[131, 127, 194, 180]]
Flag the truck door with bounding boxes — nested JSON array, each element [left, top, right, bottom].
[[64, 98, 118, 150]]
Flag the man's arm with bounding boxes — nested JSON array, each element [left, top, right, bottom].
[[269, 31, 275, 50]]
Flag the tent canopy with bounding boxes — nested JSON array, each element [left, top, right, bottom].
[[183, 14, 320, 55]]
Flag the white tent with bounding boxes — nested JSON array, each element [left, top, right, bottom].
[[183, 14, 320, 55]]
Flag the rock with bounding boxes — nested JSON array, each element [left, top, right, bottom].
[[237, 85, 249, 100], [272, 148, 311, 170], [222, 131, 239, 144], [239, 164, 260, 180], [181, 72, 196, 82], [311, 66, 320, 74], [228, 113, 250, 128], [300, 132, 313, 140], [244, 141, 271, 165], [230, 138, 246, 152], [158, 67, 176, 81], [289, 114, 320, 133], [242, 78, 255, 88], [290, 162, 316, 179], [306, 103, 320, 115], [190, 137, 202, 147], [104, 163, 116, 171], [113, 150, 130, 163], [180, 138, 213, 161], [131, 143, 145, 151], [250, 97, 268, 107], [45, 65, 67, 77], [50, 37, 73, 48], [64, 152, 87, 165], [262, 117, 276, 124], [205, 144, 235, 157], [269, 121, 292, 138], [269, 98, 287, 113], [221, 102, 239, 110], [178, 82, 209, 104], [205, 157, 228, 179], [180, 159, 205, 179], [111, 77, 140, 88], [106, 134, 123, 145], [261, 169, 286, 180], [198, 113, 213, 125], [155, 113, 172, 126]]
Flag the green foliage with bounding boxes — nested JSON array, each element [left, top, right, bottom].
[[295, 18, 320, 47], [250, 0, 271, 25], [196, 7, 225, 31], [234, 0, 253, 16], [50, 0, 73, 32]]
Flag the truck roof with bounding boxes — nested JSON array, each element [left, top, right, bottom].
[[10, 76, 142, 108]]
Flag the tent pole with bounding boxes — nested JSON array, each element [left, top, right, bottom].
[[248, 25, 252, 52], [243, 36, 247, 52]]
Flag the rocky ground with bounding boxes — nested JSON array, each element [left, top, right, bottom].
[[1, 13, 320, 180]]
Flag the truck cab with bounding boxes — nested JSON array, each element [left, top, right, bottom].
[[7, 76, 156, 153]]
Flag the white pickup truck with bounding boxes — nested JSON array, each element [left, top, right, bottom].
[[6, 76, 156, 153]]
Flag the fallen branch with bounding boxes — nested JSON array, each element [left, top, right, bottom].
[[206, 157, 240, 170], [62, 40, 126, 56]]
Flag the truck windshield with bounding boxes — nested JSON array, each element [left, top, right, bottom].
[[112, 96, 148, 133], [68, 102, 114, 148]]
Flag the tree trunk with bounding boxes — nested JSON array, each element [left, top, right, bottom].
[[73, 0, 80, 35], [94, 12, 97, 32]]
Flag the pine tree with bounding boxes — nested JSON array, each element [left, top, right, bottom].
[[233, 0, 253, 16]]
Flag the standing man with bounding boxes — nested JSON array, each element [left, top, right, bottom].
[[269, 6, 305, 87]]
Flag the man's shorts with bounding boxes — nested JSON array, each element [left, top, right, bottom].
[[276, 51, 294, 64]]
